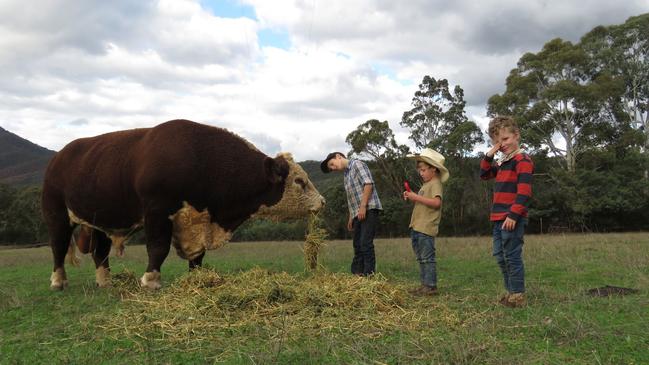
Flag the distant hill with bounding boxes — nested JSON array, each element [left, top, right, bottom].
[[298, 160, 341, 192], [0, 127, 55, 186]]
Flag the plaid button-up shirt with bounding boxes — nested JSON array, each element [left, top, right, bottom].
[[344, 159, 382, 219]]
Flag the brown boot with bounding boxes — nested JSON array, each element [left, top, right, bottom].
[[504, 293, 526, 308], [408, 286, 424, 295], [418, 285, 438, 296], [499, 293, 510, 306]]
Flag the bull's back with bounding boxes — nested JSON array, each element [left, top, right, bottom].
[[43, 128, 149, 228]]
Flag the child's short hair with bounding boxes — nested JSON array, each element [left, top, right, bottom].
[[488, 116, 519, 139]]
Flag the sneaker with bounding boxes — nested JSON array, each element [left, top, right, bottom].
[[503, 292, 526, 308]]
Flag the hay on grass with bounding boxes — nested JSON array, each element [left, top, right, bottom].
[[100, 267, 461, 347]]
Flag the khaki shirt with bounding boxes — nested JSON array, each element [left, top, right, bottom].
[[409, 179, 443, 237]]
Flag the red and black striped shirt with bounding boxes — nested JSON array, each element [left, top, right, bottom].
[[480, 153, 534, 222]]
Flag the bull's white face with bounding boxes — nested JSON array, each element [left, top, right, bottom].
[[255, 152, 325, 221]]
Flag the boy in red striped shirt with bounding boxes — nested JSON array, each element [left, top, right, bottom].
[[480, 116, 533, 308]]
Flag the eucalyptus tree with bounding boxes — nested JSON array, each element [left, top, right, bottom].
[[581, 14, 648, 148], [401, 76, 483, 158], [488, 38, 617, 172], [580, 14, 649, 180], [345, 119, 411, 197]]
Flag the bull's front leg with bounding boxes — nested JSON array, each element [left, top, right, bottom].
[[140, 207, 173, 290], [188, 251, 206, 270]]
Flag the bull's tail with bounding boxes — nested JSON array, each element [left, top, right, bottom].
[[66, 232, 82, 267], [66, 225, 95, 267]]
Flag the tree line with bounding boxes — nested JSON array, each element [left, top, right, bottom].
[[1, 14, 647, 245]]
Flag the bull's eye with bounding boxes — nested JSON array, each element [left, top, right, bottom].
[[294, 177, 306, 189]]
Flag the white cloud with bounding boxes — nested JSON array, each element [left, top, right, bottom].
[[0, 0, 647, 160]]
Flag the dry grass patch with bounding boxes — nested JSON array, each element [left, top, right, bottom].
[[98, 267, 462, 347]]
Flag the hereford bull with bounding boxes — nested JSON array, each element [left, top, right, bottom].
[[42, 119, 325, 290]]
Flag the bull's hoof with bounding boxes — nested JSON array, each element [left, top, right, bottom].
[[95, 267, 112, 288], [140, 271, 162, 290], [50, 282, 68, 291], [50, 269, 68, 290]]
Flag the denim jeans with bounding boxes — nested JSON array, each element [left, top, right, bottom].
[[351, 209, 379, 275], [410, 230, 437, 288], [492, 218, 527, 293]]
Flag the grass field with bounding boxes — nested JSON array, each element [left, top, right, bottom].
[[1, 232, 648, 364]]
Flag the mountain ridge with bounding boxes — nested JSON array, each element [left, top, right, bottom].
[[0, 126, 56, 186]]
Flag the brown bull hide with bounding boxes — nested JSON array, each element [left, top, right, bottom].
[[42, 119, 324, 290]]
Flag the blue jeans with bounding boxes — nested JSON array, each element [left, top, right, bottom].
[[492, 218, 527, 293], [410, 230, 437, 288], [351, 209, 379, 276]]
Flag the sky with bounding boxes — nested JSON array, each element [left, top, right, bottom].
[[1, 0, 647, 161]]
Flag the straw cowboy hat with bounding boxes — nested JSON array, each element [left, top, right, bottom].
[[407, 148, 450, 183]]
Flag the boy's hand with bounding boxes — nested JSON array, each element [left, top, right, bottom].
[[487, 142, 501, 158], [347, 216, 353, 231], [503, 217, 517, 231], [358, 206, 367, 221], [403, 191, 416, 202]]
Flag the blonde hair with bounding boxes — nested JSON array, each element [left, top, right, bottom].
[[488, 116, 519, 139]]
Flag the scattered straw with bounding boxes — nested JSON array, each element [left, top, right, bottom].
[[110, 269, 141, 299], [99, 267, 460, 347], [303, 213, 328, 272]]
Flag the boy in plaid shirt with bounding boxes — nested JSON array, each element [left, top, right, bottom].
[[321, 152, 382, 276]]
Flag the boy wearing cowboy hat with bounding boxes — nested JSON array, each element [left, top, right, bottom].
[[403, 148, 449, 296]]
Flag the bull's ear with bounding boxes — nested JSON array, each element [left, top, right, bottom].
[[264, 156, 289, 184]]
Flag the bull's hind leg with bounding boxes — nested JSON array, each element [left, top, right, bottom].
[[43, 199, 74, 290], [91, 230, 112, 287]]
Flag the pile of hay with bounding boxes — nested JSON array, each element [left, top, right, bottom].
[[99, 267, 460, 346], [303, 213, 328, 271]]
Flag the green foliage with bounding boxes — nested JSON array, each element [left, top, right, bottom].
[[231, 219, 308, 242], [488, 38, 610, 172], [346, 119, 412, 197], [0, 184, 47, 244], [581, 13, 649, 148], [401, 75, 483, 157]]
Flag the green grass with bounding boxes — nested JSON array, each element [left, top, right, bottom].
[[1, 233, 648, 364]]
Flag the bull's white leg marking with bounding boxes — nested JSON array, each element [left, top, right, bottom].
[[140, 271, 161, 290], [50, 268, 68, 290], [95, 267, 111, 287]]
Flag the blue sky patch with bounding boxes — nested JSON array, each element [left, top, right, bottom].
[[200, 0, 256, 20], [258, 28, 291, 49], [200, 1, 291, 50], [370, 61, 413, 86]]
